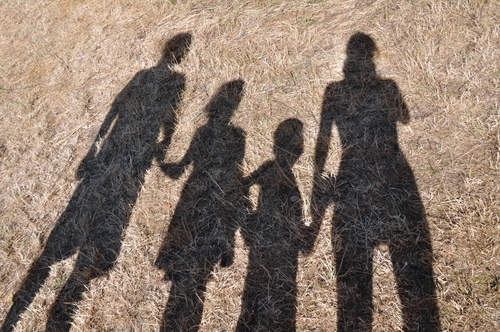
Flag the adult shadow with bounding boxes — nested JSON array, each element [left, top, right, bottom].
[[236, 118, 309, 332], [1, 32, 192, 332], [155, 80, 247, 332], [311, 32, 441, 332]]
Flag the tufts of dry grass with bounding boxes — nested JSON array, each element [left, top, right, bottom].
[[1, 0, 499, 331]]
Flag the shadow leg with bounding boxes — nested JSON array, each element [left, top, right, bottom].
[[1, 215, 79, 332], [235, 261, 259, 332], [45, 274, 88, 332], [335, 235, 374, 332], [45, 248, 97, 332], [0, 257, 55, 332], [389, 240, 441, 332], [268, 261, 298, 332], [161, 268, 211, 332]]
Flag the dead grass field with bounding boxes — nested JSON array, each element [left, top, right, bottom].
[[0, 0, 499, 331]]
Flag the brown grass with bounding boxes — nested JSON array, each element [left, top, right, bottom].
[[1, 0, 499, 331]]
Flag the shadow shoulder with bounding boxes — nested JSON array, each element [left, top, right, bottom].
[[322, 80, 348, 103], [380, 78, 401, 91], [324, 80, 344, 94], [228, 125, 246, 142]]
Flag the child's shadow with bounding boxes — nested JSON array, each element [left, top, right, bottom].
[[155, 80, 247, 332], [236, 118, 310, 332]]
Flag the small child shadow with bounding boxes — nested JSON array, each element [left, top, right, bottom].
[[236, 118, 311, 332]]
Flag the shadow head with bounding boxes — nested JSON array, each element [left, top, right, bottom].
[[159, 32, 193, 66], [343, 32, 378, 80], [206, 79, 245, 122], [273, 118, 304, 165]]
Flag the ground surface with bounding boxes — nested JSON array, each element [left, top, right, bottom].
[[0, 0, 499, 331]]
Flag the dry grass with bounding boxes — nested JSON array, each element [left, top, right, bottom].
[[0, 0, 499, 331]]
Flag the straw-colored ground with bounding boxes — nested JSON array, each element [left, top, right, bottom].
[[0, 0, 499, 331]]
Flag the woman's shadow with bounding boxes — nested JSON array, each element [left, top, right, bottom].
[[1, 33, 192, 332], [311, 32, 441, 332], [155, 80, 247, 332], [236, 118, 309, 332]]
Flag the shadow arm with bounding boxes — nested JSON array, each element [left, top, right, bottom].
[[76, 105, 119, 179], [160, 155, 191, 179], [306, 85, 337, 253], [159, 134, 195, 179], [399, 96, 410, 124], [388, 80, 410, 124], [154, 114, 179, 165], [242, 162, 269, 189], [154, 76, 186, 163]]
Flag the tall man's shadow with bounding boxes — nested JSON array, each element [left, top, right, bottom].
[[1, 32, 192, 332], [236, 118, 309, 332], [311, 32, 441, 332], [155, 80, 247, 332]]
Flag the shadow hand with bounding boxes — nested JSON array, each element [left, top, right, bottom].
[[220, 247, 234, 267], [160, 163, 184, 179]]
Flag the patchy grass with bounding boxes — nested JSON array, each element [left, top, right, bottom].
[[0, 0, 499, 331]]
